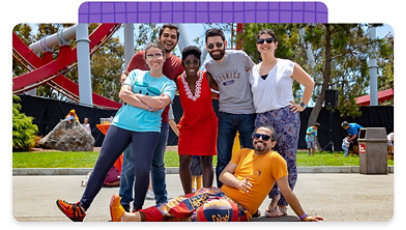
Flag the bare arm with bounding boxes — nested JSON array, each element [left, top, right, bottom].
[[290, 63, 315, 113], [137, 94, 172, 111], [119, 85, 149, 110], [277, 176, 323, 221], [168, 120, 179, 137], [219, 162, 252, 193], [206, 72, 219, 91]]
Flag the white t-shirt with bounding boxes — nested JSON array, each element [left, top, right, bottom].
[[249, 59, 295, 113]]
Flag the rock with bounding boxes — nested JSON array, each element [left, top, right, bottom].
[[38, 120, 95, 151]]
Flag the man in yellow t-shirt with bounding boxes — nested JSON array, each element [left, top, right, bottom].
[[110, 126, 323, 222]]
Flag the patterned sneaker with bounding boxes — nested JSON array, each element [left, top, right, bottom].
[[56, 199, 86, 221], [110, 194, 125, 222]]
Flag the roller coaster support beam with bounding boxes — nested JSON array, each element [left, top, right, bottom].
[[76, 23, 93, 107]]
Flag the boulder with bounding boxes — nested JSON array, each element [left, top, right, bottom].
[[38, 120, 95, 151]]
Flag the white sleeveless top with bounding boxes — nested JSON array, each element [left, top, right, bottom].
[[249, 59, 295, 113]]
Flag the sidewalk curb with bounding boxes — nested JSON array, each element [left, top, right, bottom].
[[13, 166, 394, 175]]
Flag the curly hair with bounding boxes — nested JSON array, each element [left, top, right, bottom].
[[181, 46, 202, 61]]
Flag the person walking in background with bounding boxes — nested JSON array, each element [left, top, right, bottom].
[[341, 121, 363, 155], [305, 122, 319, 156], [249, 29, 314, 218], [56, 43, 177, 221], [176, 46, 218, 194], [119, 24, 184, 211], [204, 28, 256, 188]]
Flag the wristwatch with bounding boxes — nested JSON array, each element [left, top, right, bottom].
[[299, 102, 307, 108]]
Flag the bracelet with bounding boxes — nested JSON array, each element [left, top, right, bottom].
[[299, 102, 307, 108], [300, 213, 307, 220], [148, 107, 152, 112]]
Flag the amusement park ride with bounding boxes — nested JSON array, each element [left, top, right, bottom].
[[13, 23, 122, 109]]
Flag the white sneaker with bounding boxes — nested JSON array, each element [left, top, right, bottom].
[[146, 189, 155, 200]]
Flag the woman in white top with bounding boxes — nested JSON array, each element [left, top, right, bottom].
[[249, 29, 314, 218]]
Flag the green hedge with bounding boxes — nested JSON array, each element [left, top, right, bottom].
[[13, 95, 38, 151]]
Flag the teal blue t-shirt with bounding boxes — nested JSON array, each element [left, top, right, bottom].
[[112, 69, 177, 132], [305, 126, 317, 142]]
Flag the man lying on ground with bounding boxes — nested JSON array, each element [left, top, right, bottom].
[[110, 125, 324, 222]]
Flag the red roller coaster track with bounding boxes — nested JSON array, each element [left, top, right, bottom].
[[12, 23, 122, 109]]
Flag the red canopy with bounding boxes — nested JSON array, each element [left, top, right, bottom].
[[356, 88, 394, 106]]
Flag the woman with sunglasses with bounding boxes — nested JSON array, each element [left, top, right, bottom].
[[249, 29, 314, 218], [56, 42, 177, 221], [176, 46, 218, 194]]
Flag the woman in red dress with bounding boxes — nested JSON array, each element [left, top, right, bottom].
[[177, 46, 218, 194]]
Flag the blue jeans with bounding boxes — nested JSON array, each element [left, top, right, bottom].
[[342, 144, 349, 157], [119, 122, 169, 207], [216, 112, 256, 188]]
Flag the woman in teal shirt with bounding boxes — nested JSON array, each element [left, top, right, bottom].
[[56, 42, 177, 221]]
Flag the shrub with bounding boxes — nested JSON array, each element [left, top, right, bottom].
[[12, 95, 38, 151]]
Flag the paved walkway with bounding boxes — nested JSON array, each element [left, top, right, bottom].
[[13, 173, 393, 222]]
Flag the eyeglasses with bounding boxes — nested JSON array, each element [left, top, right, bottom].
[[184, 59, 200, 66], [256, 37, 276, 45], [146, 53, 164, 60], [252, 133, 272, 141], [207, 42, 223, 49]]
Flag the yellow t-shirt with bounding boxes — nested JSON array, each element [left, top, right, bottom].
[[220, 148, 288, 218]]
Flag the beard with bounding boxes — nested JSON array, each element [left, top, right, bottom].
[[209, 49, 226, 60], [253, 140, 267, 153]]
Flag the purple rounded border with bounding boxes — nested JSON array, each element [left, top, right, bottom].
[[78, 1, 328, 23]]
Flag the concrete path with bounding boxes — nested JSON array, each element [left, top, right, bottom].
[[13, 173, 393, 222]]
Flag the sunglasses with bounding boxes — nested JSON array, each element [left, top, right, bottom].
[[252, 133, 272, 141], [207, 42, 223, 49], [184, 59, 200, 66], [146, 53, 164, 60], [256, 37, 276, 45]]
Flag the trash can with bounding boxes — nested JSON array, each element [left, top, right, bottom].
[[358, 127, 388, 174]]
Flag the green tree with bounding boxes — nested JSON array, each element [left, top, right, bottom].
[[12, 95, 38, 151], [377, 32, 394, 92]]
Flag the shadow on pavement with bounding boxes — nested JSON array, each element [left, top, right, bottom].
[[251, 215, 300, 222]]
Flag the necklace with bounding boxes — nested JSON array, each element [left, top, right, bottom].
[[181, 71, 203, 101]]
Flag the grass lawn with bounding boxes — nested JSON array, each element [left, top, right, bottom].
[[12, 150, 394, 168]]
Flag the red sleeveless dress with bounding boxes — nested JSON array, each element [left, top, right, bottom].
[[177, 71, 218, 156]]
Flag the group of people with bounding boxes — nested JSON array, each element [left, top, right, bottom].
[[56, 24, 322, 222]]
